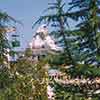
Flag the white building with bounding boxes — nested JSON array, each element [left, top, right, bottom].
[[29, 24, 63, 60]]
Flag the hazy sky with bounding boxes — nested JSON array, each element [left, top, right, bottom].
[[0, 0, 49, 50]]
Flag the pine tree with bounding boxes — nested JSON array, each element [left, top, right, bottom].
[[68, 0, 100, 64], [53, 0, 100, 99], [33, 0, 100, 99]]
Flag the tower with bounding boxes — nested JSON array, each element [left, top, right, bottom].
[[29, 24, 63, 61]]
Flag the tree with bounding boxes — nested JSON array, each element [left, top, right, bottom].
[[0, 12, 14, 64], [0, 9, 49, 99], [33, 0, 100, 99], [0, 11, 18, 99], [68, 0, 100, 60], [9, 55, 48, 100], [53, 0, 100, 99]]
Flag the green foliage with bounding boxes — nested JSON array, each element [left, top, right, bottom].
[[67, 64, 100, 78], [69, 0, 100, 51], [0, 11, 17, 64], [15, 58, 48, 100], [0, 57, 48, 100], [0, 10, 48, 100], [33, 0, 100, 99], [1, 0, 100, 99], [54, 81, 100, 100]]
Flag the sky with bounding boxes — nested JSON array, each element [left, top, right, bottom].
[[0, 0, 49, 50], [0, 0, 75, 50]]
